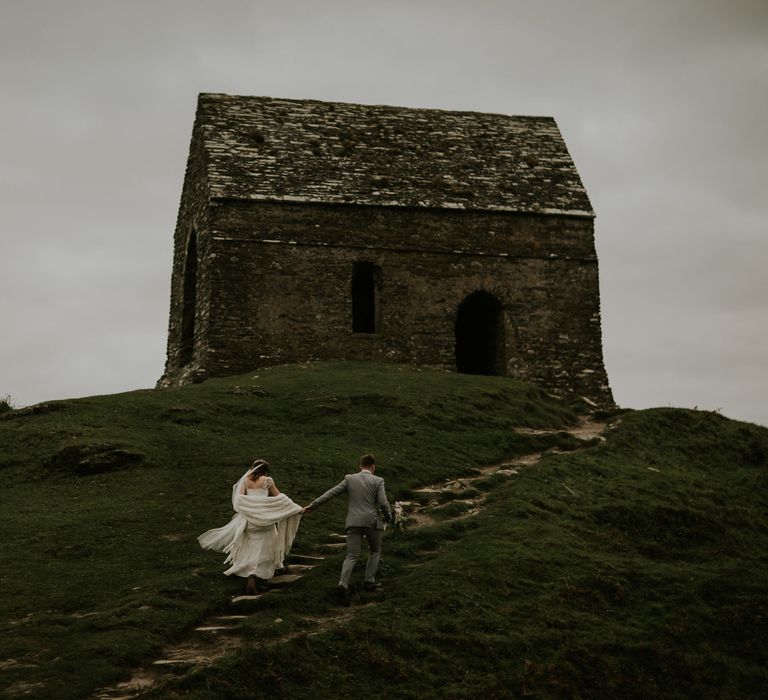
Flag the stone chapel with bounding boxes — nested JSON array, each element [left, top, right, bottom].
[[160, 93, 613, 405]]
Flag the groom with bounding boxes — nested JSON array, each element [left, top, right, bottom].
[[304, 453, 392, 605]]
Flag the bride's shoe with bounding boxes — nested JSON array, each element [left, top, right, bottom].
[[245, 575, 257, 595]]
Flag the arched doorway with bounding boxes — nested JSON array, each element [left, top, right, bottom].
[[179, 229, 198, 366], [455, 291, 506, 375]]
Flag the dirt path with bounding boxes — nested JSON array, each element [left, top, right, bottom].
[[94, 415, 609, 699]]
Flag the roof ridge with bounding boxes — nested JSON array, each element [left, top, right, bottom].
[[197, 93, 557, 123]]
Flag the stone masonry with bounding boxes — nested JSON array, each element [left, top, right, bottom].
[[159, 94, 613, 404]]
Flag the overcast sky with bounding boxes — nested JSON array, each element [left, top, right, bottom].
[[1, 0, 766, 426]]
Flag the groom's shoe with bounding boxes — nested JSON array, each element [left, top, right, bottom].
[[364, 581, 383, 592], [335, 585, 351, 606]]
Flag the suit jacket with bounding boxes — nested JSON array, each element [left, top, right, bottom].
[[310, 469, 392, 530]]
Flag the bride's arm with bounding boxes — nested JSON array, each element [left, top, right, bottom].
[[268, 477, 280, 496]]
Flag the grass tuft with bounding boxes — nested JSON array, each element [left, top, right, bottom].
[[0, 394, 14, 413]]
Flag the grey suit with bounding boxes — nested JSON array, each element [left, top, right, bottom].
[[310, 469, 392, 588]]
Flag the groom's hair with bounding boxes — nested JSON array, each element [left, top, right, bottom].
[[359, 454, 376, 469]]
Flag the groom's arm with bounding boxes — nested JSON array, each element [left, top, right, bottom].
[[308, 477, 348, 510], [376, 480, 392, 523]]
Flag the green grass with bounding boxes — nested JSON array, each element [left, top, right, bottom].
[[1, 363, 766, 699], [161, 408, 768, 700], [0, 361, 576, 699]]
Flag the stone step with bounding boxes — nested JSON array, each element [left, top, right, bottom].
[[153, 659, 196, 667], [194, 625, 233, 632], [319, 542, 346, 550], [232, 593, 264, 603], [513, 427, 559, 435], [327, 532, 348, 540], [434, 498, 480, 507], [287, 553, 325, 563], [283, 563, 315, 573]]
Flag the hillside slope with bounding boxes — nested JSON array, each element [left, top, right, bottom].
[[1, 362, 766, 698]]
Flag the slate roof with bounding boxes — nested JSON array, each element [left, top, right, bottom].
[[196, 93, 593, 216]]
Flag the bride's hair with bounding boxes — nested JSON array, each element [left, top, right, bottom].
[[248, 458, 270, 477]]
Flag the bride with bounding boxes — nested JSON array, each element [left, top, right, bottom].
[[198, 458, 303, 595]]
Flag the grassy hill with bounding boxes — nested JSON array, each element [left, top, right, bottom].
[[0, 362, 766, 698]]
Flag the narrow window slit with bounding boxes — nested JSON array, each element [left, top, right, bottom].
[[352, 262, 380, 333]]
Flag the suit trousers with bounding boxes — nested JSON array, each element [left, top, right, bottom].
[[339, 526, 383, 588]]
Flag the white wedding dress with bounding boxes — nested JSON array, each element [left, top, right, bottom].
[[198, 475, 303, 580]]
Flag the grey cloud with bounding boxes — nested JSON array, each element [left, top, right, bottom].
[[1, 0, 766, 426]]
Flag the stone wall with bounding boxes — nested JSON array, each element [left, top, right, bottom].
[[161, 119, 215, 385], [161, 199, 612, 405]]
